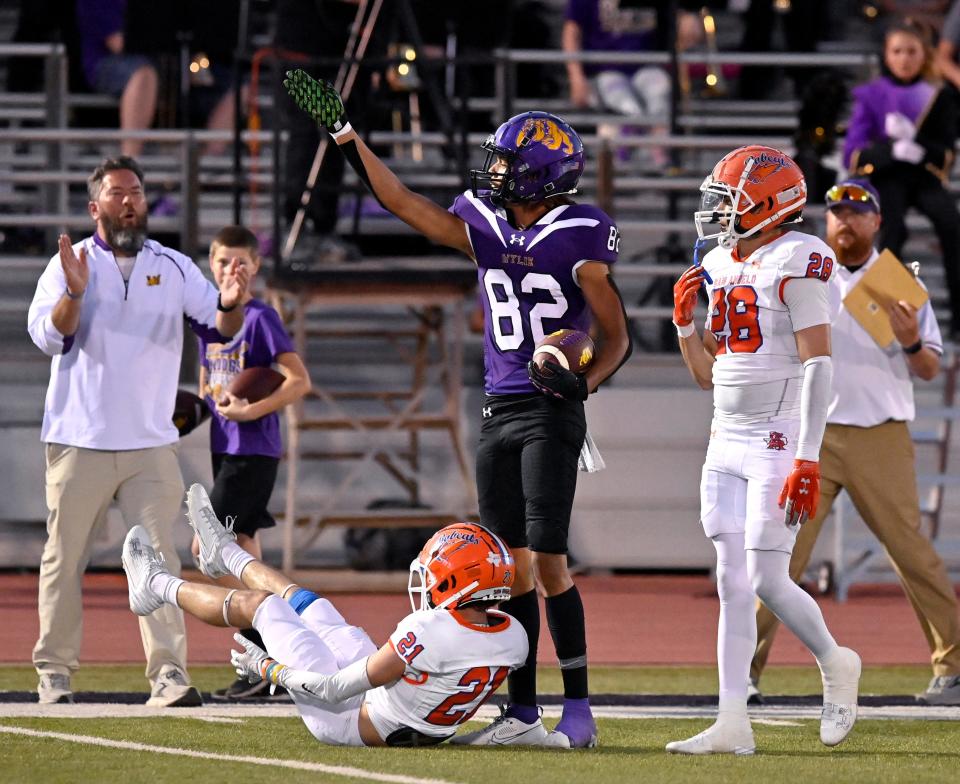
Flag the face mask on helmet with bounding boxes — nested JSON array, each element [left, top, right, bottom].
[[694, 146, 806, 250], [470, 112, 585, 207], [408, 523, 514, 612]]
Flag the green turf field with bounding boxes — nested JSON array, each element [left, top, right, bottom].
[[0, 662, 941, 695], [2, 665, 957, 783]]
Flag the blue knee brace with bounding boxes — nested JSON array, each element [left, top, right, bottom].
[[287, 587, 320, 615]]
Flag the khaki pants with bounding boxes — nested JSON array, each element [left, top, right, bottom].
[[752, 421, 960, 681], [33, 444, 189, 683]]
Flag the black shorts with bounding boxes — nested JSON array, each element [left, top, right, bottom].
[[210, 453, 279, 537], [475, 393, 586, 554]]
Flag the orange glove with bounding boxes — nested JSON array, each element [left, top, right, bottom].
[[673, 266, 705, 327], [778, 459, 820, 526]]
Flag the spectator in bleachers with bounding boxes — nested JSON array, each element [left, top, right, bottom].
[[75, 0, 159, 157], [844, 17, 960, 336], [734, 0, 833, 101], [561, 1, 701, 170], [750, 179, 960, 707], [276, 0, 361, 263], [935, 0, 960, 123]]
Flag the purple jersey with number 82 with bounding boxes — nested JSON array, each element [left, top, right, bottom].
[[450, 191, 619, 394]]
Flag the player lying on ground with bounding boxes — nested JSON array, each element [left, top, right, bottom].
[[283, 65, 632, 750], [668, 146, 861, 755], [122, 485, 526, 746]]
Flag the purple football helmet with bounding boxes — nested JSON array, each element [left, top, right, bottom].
[[470, 111, 585, 206]]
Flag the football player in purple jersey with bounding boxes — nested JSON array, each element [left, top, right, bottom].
[[285, 69, 631, 748]]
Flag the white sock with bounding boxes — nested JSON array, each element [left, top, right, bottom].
[[747, 549, 837, 661], [150, 572, 185, 607], [221, 541, 256, 580], [712, 533, 756, 714]]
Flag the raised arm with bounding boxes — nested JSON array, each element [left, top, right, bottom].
[[284, 69, 473, 258]]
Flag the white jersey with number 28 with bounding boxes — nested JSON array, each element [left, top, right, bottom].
[[700, 230, 835, 421]]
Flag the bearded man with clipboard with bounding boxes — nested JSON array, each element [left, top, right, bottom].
[[749, 178, 960, 707]]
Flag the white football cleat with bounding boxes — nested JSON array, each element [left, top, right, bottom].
[[819, 646, 861, 746], [121, 525, 167, 616], [666, 720, 755, 755], [185, 483, 236, 579], [450, 708, 549, 746]]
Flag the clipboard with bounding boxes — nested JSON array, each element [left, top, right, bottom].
[[842, 249, 928, 348]]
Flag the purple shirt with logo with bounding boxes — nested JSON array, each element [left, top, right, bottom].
[[843, 76, 938, 169], [450, 191, 618, 394], [194, 298, 294, 458]]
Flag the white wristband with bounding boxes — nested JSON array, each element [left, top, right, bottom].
[[675, 321, 695, 339], [330, 122, 354, 141]]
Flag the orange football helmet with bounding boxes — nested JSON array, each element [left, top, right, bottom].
[[694, 145, 807, 249], [408, 523, 514, 612]]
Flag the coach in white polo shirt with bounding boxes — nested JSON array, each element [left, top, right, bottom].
[[750, 179, 960, 706], [27, 157, 249, 705]]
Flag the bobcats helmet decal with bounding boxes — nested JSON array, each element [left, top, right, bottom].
[[470, 111, 585, 206], [694, 145, 806, 250], [408, 523, 514, 612], [516, 117, 575, 154]]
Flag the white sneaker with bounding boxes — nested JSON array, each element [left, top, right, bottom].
[[819, 646, 861, 746], [450, 708, 549, 746], [666, 720, 755, 755], [185, 483, 236, 579], [121, 526, 167, 616], [147, 667, 203, 707], [37, 673, 73, 704]]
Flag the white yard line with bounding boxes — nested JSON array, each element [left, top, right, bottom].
[[0, 725, 462, 784]]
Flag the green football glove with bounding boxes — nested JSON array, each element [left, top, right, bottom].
[[283, 69, 351, 134]]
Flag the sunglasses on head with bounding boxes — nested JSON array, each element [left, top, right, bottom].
[[824, 184, 879, 210]]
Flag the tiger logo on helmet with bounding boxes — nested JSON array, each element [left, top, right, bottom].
[[694, 145, 807, 250], [470, 111, 585, 207], [408, 523, 514, 612]]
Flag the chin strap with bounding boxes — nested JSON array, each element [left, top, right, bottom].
[[435, 580, 481, 610]]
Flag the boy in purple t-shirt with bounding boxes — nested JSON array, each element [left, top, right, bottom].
[[194, 225, 312, 699]]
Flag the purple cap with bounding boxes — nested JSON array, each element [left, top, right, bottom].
[[824, 179, 881, 213]]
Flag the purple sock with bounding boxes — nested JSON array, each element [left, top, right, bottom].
[[555, 697, 596, 744], [505, 703, 539, 725], [560, 697, 593, 717]]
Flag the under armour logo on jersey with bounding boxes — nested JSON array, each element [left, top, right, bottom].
[[482, 406, 492, 418], [509, 234, 525, 246]]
